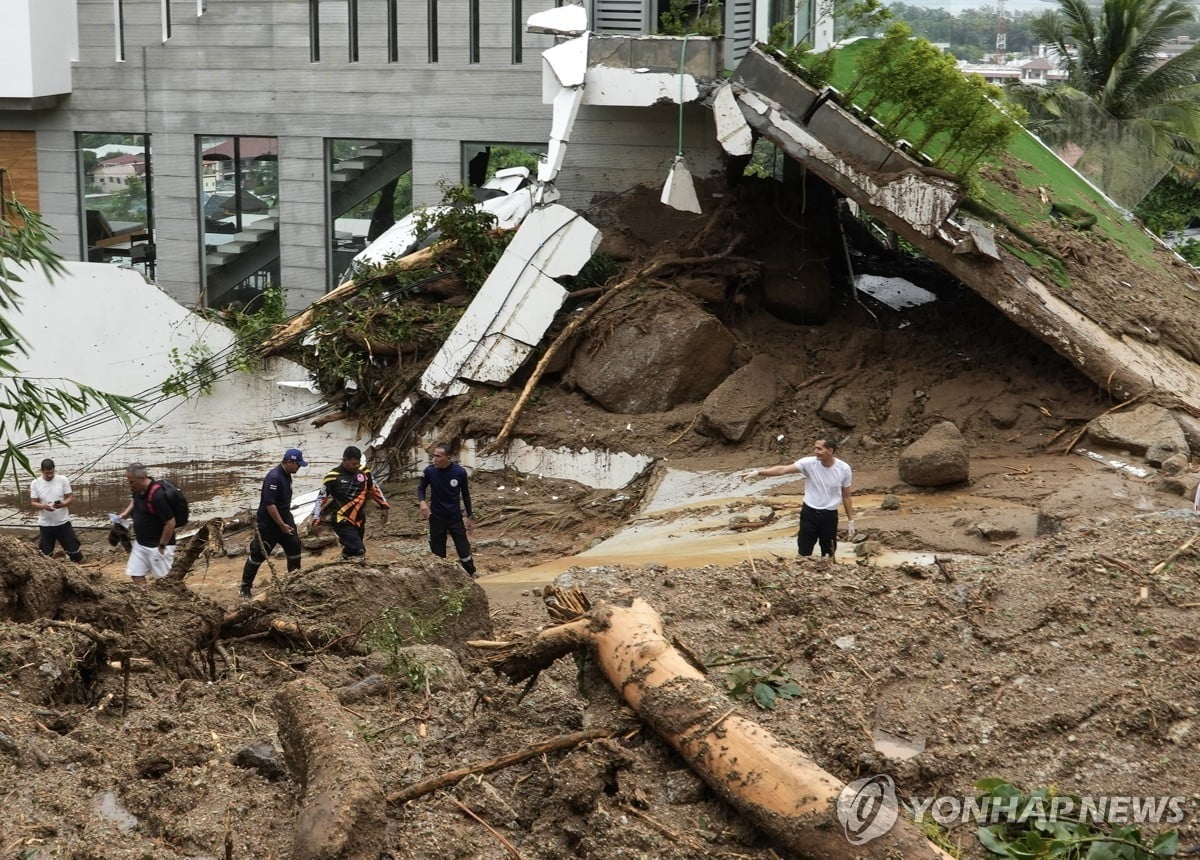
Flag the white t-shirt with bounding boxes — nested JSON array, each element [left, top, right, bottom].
[[30, 474, 73, 527], [792, 456, 852, 511]]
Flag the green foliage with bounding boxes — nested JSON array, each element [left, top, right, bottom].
[[889, 2, 1043, 54], [413, 180, 510, 292], [973, 778, 1180, 858], [214, 286, 288, 374], [1175, 238, 1200, 266], [569, 253, 620, 289], [1134, 174, 1200, 236], [1013, 0, 1200, 203], [769, 0, 889, 88], [0, 191, 142, 486], [161, 341, 218, 398], [363, 589, 469, 691], [719, 659, 802, 710], [660, 0, 723, 37], [842, 23, 1022, 177]]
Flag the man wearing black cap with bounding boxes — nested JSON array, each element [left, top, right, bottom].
[[29, 458, 84, 563], [240, 448, 308, 598], [312, 446, 389, 559]]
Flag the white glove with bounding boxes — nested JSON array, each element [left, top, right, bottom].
[[846, 520, 856, 539]]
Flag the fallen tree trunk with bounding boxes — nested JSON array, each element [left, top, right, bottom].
[[258, 242, 447, 355], [484, 589, 953, 860], [275, 678, 387, 860]]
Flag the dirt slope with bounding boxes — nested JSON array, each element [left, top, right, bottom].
[[3, 183, 1200, 858]]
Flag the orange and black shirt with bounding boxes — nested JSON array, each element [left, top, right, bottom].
[[316, 464, 389, 528]]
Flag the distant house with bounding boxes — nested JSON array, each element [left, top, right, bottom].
[[91, 153, 146, 190]]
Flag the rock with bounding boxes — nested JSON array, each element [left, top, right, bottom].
[[818, 387, 866, 429], [967, 521, 1019, 541], [1173, 410, 1200, 453], [1161, 453, 1188, 476], [985, 401, 1020, 429], [1037, 472, 1127, 535], [899, 422, 970, 487], [880, 494, 901, 511], [1147, 439, 1187, 468], [676, 274, 726, 303], [234, 738, 289, 782], [1086, 404, 1188, 458], [570, 291, 735, 414], [394, 645, 469, 693], [696, 354, 778, 442]]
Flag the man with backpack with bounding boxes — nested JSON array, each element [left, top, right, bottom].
[[240, 448, 307, 598], [118, 463, 183, 583]]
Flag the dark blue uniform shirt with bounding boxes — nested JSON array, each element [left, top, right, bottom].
[[418, 463, 472, 522], [257, 463, 295, 528]]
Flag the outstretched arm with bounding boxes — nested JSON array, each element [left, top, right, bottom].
[[742, 462, 800, 481]]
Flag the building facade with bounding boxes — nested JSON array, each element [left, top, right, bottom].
[[1, 0, 817, 311]]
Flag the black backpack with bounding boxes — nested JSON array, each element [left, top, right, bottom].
[[146, 479, 190, 527]]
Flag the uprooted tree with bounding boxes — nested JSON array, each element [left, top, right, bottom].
[[477, 585, 955, 859]]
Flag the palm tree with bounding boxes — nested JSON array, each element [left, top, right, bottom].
[[1014, 0, 1200, 206]]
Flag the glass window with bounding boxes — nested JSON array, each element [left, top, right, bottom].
[[327, 138, 413, 289], [79, 132, 154, 279], [198, 135, 279, 309], [461, 143, 542, 188]]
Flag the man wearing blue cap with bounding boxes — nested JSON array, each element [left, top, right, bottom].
[[240, 448, 307, 598]]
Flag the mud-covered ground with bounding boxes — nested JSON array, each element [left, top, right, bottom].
[[4, 182, 1200, 858]]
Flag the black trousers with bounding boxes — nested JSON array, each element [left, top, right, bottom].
[[334, 521, 367, 559], [798, 504, 838, 557], [242, 521, 302, 587], [429, 516, 476, 575], [39, 523, 83, 563]]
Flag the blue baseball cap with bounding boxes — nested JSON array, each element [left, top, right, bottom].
[[283, 448, 308, 467]]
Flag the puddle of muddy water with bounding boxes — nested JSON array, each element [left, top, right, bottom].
[[481, 467, 983, 603]]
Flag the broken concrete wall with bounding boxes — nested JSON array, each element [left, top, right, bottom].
[[1, 262, 364, 525]]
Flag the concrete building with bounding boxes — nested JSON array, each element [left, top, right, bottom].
[[1, 0, 829, 313]]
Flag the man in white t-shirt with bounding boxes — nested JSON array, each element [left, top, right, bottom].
[[744, 437, 856, 558], [29, 458, 84, 563]]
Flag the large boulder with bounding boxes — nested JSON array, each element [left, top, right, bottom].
[[696, 354, 779, 442], [1085, 403, 1189, 464], [570, 291, 735, 414], [899, 421, 970, 487], [818, 386, 867, 429]]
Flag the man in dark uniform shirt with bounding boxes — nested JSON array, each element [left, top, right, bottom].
[[240, 448, 307, 598], [313, 446, 389, 559], [417, 442, 476, 577]]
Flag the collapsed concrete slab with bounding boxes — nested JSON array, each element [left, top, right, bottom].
[[728, 46, 1200, 414]]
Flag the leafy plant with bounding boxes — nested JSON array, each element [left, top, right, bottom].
[[412, 180, 511, 292], [0, 190, 142, 485], [974, 778, 1180, 858], [660, 0, 723, 37], [720, 660, 802, 710], [363, 588, 470, 690], [161, 341, 219, 397]]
